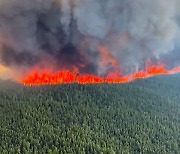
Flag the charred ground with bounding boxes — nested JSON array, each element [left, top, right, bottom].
[[0, 75, 180, 153]]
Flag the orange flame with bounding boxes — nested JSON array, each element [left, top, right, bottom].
[[20, 64, 180, 86], [99, 46, 119, 71]]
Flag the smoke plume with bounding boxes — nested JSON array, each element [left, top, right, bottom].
[[0, 0, 180, 78]]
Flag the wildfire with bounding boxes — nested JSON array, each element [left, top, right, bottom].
[[21, 64, 180, 86], [99, 46, 119, 71]]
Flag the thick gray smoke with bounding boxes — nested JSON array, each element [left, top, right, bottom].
[[0, 0, 180, 76]]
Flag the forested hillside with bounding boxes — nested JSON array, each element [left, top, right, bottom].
[[0, 75, 180, 154]]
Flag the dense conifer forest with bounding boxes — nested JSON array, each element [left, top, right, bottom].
[[0, 75, 180, 153]]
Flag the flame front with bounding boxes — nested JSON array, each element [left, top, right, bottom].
[[20, 64, 180, 86]]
